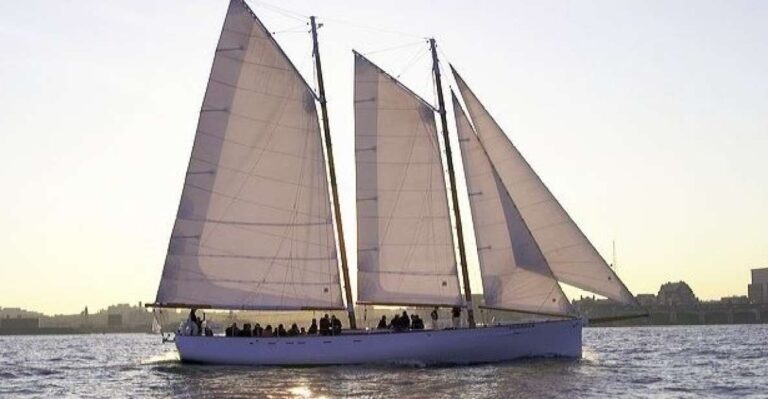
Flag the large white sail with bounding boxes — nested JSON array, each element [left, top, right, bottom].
[[453, 93, 574, 315], [452, 67, 637, 305], [354, 52, 463, 306], [155, 0, 343, 310]]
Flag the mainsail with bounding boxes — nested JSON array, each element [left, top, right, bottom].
[[155, 0, 344, 310], [452, 67, 638, 306], [453, 92, 574, 315], [354, 52, 463, 306]]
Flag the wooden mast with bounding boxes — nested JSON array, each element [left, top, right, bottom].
[[310, 16, 357, 329], [429, 38, 475, 328]]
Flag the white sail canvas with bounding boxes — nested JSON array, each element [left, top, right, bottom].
[[453, 93, 573, 315], [155, 0, 343, 310], [452, 67, 637, 306], [354, 52, 463, 306]]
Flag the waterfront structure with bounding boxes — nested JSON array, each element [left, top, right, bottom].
[[1, 317, 39, 330], [656, 281, 698, 307], [575, 280, 768, 325], [748, 267, 768, 304]]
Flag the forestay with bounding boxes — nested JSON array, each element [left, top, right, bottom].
[[155, 0, 344, 310], [452, 67, 637, 305], [354, 52, 463, 306], [453, 93, 574, 315]]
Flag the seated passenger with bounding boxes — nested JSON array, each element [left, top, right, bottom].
[[300, 327, 307, 335], [308, 318, 318, 335], [331, 315, 342, 335], [225, 324, 233, 337], [231, 322, 240, 337], [241, 323, 252, 337], [319, 314, 331, 336], [264, 325, 273, 337], [430, 307, 439, 330], [377, 315, 388, 329], [277, 324, 287, 337], [412, 315, 424, 330], [401, 311, 410, 330], [253, 323, 263, 337], [288, 323, 300, 336], [204, 326, 213, 336], [390, 314, 401, 331]]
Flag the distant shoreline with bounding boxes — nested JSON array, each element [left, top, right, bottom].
[[2, 322, 766, 336]]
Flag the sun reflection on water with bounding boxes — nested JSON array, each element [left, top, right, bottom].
[[582, 345, 599, 363], [288, 385, 327, 399], [140, 349, 180, 365]]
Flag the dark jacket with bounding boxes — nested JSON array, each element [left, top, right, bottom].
[[331, 317, 342, 335], [319, 317, 331, 335]]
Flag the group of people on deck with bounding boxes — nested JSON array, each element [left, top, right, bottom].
[[376, 307, 463, 331], [184, 309, 213, 336], [223, 314, 343, 337], [186, 306, 465, 337], [376, 311, 425, 331]]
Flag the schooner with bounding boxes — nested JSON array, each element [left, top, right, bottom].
[[147, 0, 641, 366]]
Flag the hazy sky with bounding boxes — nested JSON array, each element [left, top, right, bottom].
[[1, 0, 766, 315]]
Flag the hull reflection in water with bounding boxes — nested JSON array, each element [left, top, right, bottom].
[[175, 319, 582, 366]]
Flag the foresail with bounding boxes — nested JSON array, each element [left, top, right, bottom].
[[155, 0, 343, 310], [354, 52, 463, 306], [452, 67, 637, 306], [453, 93, 573, 315]]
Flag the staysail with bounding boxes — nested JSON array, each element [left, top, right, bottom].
[[354, 52, 463, 306], [453, 92, 574, 315], [452, 67, 637, 305], [154, 0, 344, 310]]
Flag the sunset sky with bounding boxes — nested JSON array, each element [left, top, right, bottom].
[[1, 0, 766, 315]]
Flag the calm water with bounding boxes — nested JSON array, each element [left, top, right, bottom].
[[0, 325, 766, 398]]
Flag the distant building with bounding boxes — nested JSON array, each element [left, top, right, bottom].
[[107, 314, 123, 327], [635, 294, 657, 307], [1, 317, 39, 330], [656, 281, 698, 307], [748, 267, 768, 304], [720, 296, 750, 305]]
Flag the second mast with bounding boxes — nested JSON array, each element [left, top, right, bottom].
[[429, 38, 476, 328], [311, 16, 357, 330]]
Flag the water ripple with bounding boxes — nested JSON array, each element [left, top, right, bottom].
[[0, 326, 766, 398]]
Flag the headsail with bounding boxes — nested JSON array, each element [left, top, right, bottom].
[[452, 67, 638, 306], [354, 52, 463, 306], [453, 92, 574, 315], [154, 0, 343, 310]]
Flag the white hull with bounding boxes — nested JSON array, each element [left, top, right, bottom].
[[174, 319, 582, 366]]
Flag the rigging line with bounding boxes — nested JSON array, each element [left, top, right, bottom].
[[271, 30, 312, 35], [320, 15, 425, 39], [271, 23, 310, 35], [250, 0, 309, 22], [395, 46, 429, 79], [362, 40, 427, 56]]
